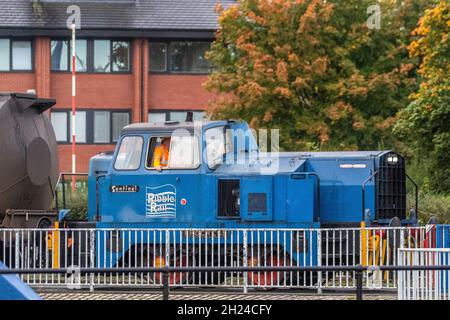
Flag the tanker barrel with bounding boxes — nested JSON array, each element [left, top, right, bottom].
[[0, 93, 60, 221]]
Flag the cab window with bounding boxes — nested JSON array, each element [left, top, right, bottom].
[[114, 136, 143, 170], [146, 135, 200, 169], [205, 126, 233, 169]]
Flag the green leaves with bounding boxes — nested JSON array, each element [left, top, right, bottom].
[[395, 1, 450, 193], [205, 0, 432, 152]]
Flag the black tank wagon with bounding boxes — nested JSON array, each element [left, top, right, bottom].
[[0, 93, 59, 228]]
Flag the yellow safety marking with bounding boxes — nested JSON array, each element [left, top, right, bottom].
[[361, 222, 367, 266], [382, 238, 389, 281], [52, 222, 60, 269]]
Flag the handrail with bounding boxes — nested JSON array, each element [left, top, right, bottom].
[[2, 264, 450, 301], [307, 172, 321, 212], [405, 172, 419, 219], [361, 171, 378, 221]]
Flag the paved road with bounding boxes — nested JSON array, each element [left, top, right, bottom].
[[38, 290, 396, 300]]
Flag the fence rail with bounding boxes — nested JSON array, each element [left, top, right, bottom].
[[0, 226, 439, 291]]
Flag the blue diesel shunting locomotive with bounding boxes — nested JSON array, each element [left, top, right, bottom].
[[87, 120, 416, 229], [79, 119, 417, 273]]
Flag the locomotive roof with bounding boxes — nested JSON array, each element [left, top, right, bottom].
[[278, 151, 394, 158], [121, 120, 233, 134]]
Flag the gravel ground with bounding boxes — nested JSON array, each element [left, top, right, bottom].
[[38, 290, 397, 300]]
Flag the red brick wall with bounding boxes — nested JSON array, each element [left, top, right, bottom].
[[0, 73, 35, 93], [35, 37, 51, 98], [58, 145, 115, 173], [50, 73, 134, 109], [148, 74, 214, 110]]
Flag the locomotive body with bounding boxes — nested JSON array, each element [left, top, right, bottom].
[[87, 120, 413, 229], [83, 120, 415, 271]]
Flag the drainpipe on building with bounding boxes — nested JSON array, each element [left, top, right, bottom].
[[140, 38, 145, 123]]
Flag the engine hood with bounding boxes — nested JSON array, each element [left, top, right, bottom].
[[214, 152, 306, 175]]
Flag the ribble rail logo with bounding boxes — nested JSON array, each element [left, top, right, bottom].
[[146, 185, 176, 218]]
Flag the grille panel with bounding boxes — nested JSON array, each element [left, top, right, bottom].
[[376, 152, 406, 220], [218, 179, 240, 217]]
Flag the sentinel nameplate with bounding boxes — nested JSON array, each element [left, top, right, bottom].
[[110, 185, 139, 193]]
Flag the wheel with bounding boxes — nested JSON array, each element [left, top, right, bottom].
[[149, 251, 195, 286], [247, 250, 290, 287], [37, 217, 52, 229]]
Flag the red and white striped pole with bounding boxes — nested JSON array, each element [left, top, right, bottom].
[[71, 23, 77, 192]]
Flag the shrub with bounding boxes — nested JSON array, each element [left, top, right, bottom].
[[408, 192, 450, 224], [55, 180, 88, 221]]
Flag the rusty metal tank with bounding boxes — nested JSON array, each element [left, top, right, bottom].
[[0, 93, 59, 222]]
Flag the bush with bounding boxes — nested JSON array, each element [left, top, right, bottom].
[[408, 192, 450, 224], [55, 180, 88, 221]]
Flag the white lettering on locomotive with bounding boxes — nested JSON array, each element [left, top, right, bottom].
[[145, 185, 176, 218]]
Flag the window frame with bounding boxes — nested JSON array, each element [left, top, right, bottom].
[[93, 111, 111, 144], [0, 38, 34, 72], [50, 38, 132, 74], [149, 42, 167, 73], [113, 135, 144, 172], [112, 112, 131, 143], [205, 125, 234, 170], [51, 109, 131, 145], [148, 110, 206, 123], [50, 111, 69, 143], [144, 133, 201, 171], [149, 40, 212, 75]]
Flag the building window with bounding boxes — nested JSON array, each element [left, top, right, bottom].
[[94, 40, 130, 73], [51, 112, 68, 142], [148, 112, 167, 124], [70, 111, 87, 143], [149, 41, 211, 74], [0, 39, 32, 71], [51, 109, 130, 144], [149, 43, 167, 72], [171, 42, 211, 73], [148, 111, 206, 123], [0, 39, 10, 71], [51, 111, 86, 143], [51, 40, 88, 72], [51, 40, 69, 71], [94, 111, 110, 143], [112, 41, 130, 72], [112, 112, 130, 142], [51, 39, 129, 73], [94, 40, 111, 72]]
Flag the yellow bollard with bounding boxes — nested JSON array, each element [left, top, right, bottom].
[[52, 221, 60, 269], [361, 221, 367, 266]]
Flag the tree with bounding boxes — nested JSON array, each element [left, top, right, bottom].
[[204, 0, 429, 151], [395, 1, 450, 193]]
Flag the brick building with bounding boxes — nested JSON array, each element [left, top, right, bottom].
[[0, 0, 232, 172]]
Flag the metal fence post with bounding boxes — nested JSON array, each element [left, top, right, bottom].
[[89, 229, 95, 292], [355, 265, 363, 300], [243, 229, 248, 294], [398, 248, 403, 300], [317, 229, 322, 294], [163, 268, 170, 300], [165, 230, 170, 268], [400, 228, 405, 249], [15, 231, 20, 270]]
